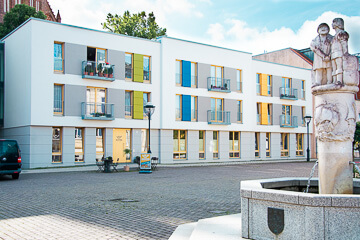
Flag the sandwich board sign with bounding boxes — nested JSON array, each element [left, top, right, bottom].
[[139, 153, 152, 174]]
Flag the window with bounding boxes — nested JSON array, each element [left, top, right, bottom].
[[282, 77, 292, 95], [96, 128, 104, 161], [237, 101, 242, 123], [36, 0, 39, 11], [229, 131, 240, 158], [191, 96, 197, 121], [296, 133, 304, 156], [173, 130, 187, 159], [281, 133, 289, 157], [30, 0, 33, 7], [211, 98, 223, 122], [125, 91, 133, 118], [256, 103, 261, 124], [143, 92, 151, 118], [213, 131, 219, 159], [301, 80, 305, 100], [54, 84, 63, 115], [175, 60, 182, 85], [141, 129, 149, 153], [210, 65, 224, 88], [176, 95, 181, 120], [255, 132, 260, 157], [75, 128, 84, 162], [87, 47, 107, 76], [301, 107, 306, 126], [237, 70, 242, 92], [191, 62, 197, 87], [267, 75, 272, 96], [282, 105, 292, 126], [256, 74, 261, 95], [199, 131, 205, 159], [268, 104, 272, 125], [143, 55, 151, 83], [125, 53, 133, 80], [86, 87, 106, 116], [54, 42, 64, 72], [266, 133, 271, 157], [52, 127, 62, 163]]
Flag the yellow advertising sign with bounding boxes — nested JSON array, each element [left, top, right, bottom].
[[140, 153, 151, 170]]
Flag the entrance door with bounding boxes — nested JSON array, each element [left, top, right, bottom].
[[113, 129, 131, 163]]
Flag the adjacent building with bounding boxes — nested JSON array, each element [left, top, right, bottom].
[[0, 18, 312, 168]]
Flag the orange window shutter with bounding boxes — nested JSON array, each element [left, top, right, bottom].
[[260, 74, 268, 96], [261, 103, 268, 125]]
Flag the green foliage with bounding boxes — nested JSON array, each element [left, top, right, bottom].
[[102, 11, 166, 40], [0, 4, 47, 39], [354, 122, 360, 154]]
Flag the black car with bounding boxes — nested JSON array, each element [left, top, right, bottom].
[[0, 140, 21, 179]]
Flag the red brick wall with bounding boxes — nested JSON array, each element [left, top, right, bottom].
[[0, 0, 60, 23]]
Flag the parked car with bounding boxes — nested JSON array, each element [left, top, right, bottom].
[[0, 140, 21, 179]]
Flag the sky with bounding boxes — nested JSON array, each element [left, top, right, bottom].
[[49, 0, 360, 55]]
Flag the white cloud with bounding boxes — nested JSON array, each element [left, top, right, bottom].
[[204, 11, 360, 55]]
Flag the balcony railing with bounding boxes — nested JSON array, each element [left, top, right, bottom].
[[82, 61, 115, 81], [257, 114, 261, 125], [175, 108, 181, 120], [191, 109, 197, 121], [280, 87, 298, 100], [207, 77, 231, 92], [175, 73, 181, 85], [125, 67, 151, 82], [237, 112, 243, 122], [125, 105, 132, 117], [237, 82, 243, 92], [257, 114, 272, 125], [191, 76, 197, 87], [81, 102, 114, 120], [54, 58, 64, 72], [207, 110, 230, 125], [268, 114, 272, 125], [280, 115, 298, 128], [300, 90, 305, 100]]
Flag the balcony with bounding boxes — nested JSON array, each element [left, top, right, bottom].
[[82, 61, 115, 81], [237, 112, 243, 123], [207, 77, 231, 92], [280, 87, 298, 100], [257, 114, 273, 125], [280, 115, 298, 128], [125, 105, 132, 118], [207, 110, 230, 125], [81, 102, 114, 120]]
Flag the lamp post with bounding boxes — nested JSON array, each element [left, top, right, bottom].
[[304, 115, 312, 162], [144, 102, 155, 153]]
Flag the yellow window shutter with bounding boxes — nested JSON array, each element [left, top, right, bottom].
[[134, 54, 144, 83], [261, 103, 268, 125], [133, 91, 144, 119], [260, 74, 268, 96]]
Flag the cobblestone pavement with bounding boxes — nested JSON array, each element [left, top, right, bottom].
[[0, 161, 317, 240]]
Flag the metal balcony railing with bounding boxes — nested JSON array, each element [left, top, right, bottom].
[[191, 76, 197, 87], [82, 61, 115, 81], [280, 115, 298, 128], [54, 58, 64, 72], [175, 73, 181, 85], [81, 102, 115, 120], [53, 100, 63, 114], [175, 108, 181, 120], [191, 109, 197, 121], [237, 112, 243, 122], [300, 90, 305, 100], [280, 87, 298, 100], [268, 114, 272, 125], [207, 77, 231, 92], [125, 105, 132, 117], [125, 68, 151, 82], [237, 82, 243, 92], [207, 110, 230, 125]]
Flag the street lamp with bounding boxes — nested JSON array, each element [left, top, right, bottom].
[[144, 102, 155, 153], [304, 115, 312, 162]]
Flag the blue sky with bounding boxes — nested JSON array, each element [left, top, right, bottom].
[[50, 0, 360, 54]]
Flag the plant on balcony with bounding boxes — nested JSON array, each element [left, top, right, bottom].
[[94, 112, 105, 117], [108, 65, 114, 78], [89, 67, 94, 76], [103, 66, 109, 78], [97, 63, 103, 77]]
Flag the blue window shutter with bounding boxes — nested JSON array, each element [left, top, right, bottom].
[[182, 61, 191, 87], [182, 95, 191, 121]]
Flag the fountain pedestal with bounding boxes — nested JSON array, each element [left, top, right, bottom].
[[313, 86, 358, 194]]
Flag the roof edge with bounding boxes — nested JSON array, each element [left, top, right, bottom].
[[252, 58, 312, 71]]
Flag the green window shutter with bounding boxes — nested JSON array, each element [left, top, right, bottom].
[[133, 91, 144, 119], [134, 54, 144, 83]]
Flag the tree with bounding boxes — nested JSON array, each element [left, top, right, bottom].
[[0, 4, 47, 39], [102, 11, 166, 40]]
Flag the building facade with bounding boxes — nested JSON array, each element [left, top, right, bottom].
[[0, 0, 60, 23], [1, 19, 312, 169]]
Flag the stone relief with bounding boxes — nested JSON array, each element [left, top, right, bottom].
[[311, 18, 359, 142]]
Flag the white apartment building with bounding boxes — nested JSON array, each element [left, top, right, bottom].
[[0, 18, 312, 168]]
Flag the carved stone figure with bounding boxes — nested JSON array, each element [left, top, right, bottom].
[[310, 23, 333, 86], [331, 18, 349, 85]]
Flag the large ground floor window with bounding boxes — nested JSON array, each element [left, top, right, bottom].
[[296, 133, 304, 156], [266, 133, 271, 157], [173, 130, 187, 159], [213, 131, 219, 159], [229, 131, 240, 158], [255, 132, 260, 157], [75, 128, 84, 162], [52, 127, 62, 163], [281, 133, 289, 157], [199, 130, 205, 159]]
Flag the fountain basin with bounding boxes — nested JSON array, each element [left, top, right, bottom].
[[241, 178, 360, 239]]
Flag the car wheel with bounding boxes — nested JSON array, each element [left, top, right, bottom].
[[12, 173, 19, 180]]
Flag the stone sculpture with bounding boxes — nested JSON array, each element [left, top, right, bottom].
[[311, 18, 359, 194]]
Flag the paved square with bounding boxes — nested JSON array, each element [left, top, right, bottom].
[[0, 162, 317, 239]]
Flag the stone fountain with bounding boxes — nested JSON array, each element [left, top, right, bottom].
[[241, 18, 360, 239]]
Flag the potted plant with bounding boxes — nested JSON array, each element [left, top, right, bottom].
[[103, 67, 109, 78], [89, 67, 94, 76], [108, 66, 113, 78], [84, 65, 89, 75], [97, 63, 103, 77]]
